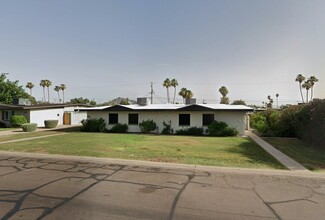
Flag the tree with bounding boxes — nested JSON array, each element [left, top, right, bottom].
[[178, 87, 187, 103], [302, 80, 312, 103], [60, 84, 66, 103], [70, 97, 96, 106], [54, 86, 61, 103], [44, 79, 52, 103], [219, 86, 229, 104], [309, 76, 318, 100], [275, 93, 279, 109], [295, 74, 305, 103], [163, 78, 171, 103], [170, 79, 178, 104], [39, 80, 47, 102], [184, 90, 193, 99], [266, 95, 274, 108], [0, 73, 33, 104], [25, 82, 34, 96], [231, 100, 246, 105]]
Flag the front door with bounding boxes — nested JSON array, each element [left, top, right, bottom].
[[63, 112, 71, 125]]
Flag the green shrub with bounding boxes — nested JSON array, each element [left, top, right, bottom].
[[81, 118, 106, 132], [109, 123, 128, 133], [21, 123, 37, 132], [207, 121, 238, 136], [175, 127, 204, 136], [161, 121, 173, 135], [10, 115, 28, 128], [0, 121, 7, 128], [139, 120, 157, 133], [44, 120, 58, 128]]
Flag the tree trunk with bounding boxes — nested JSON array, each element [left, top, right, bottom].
[[299, 83, 304, 103]]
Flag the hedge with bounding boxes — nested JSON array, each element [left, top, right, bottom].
[[44, 120, 58, 128], [21, 123, 37, 132]]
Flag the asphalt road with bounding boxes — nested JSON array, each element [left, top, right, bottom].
[[0, 152, 324, 220]]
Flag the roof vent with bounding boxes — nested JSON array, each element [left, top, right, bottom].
[[185, 98, 196, 105], [137, 97, 148, 106]]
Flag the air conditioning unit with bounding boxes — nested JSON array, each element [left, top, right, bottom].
[[185, 98, 196, 105], [137, 97, 148, 106]]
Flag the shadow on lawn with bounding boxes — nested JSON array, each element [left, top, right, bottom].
[[224, 138, 287, 169]]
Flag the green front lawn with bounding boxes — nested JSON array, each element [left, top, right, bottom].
[[263, 137, 325, 172], [0, 132, 285, 169]]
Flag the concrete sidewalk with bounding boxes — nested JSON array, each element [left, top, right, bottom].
[[0, 125, 81, 136], [246, 130, 308, 172]]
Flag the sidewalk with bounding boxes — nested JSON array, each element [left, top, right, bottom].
[[246, 130, 308, 172], [0, 125, 81, 136]]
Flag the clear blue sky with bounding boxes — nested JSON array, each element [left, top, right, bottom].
[[1, 0, 324, 105]]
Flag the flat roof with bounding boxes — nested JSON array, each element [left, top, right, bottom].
[[77, 103, 253, 112]]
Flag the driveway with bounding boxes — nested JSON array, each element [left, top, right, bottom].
[[0, 152, 324, 220]]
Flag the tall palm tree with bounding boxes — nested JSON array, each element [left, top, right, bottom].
[[170, 79, 178, 104], [163, 78, 171, 103], [178, 87, 187, 103], [60, 84, 66, 103], [54, 86, 61, 103], [309, 76, 318, 100], [302, 80, 312, 103], [39, 80, 47, 102], [295, 74, 305, 103], [25, 82, 34, 96], [44, 79, 52, 103], [275, 93, 279, 109]]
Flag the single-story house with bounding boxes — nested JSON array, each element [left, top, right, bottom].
[[79, 98, 253, 135], [0, 103, 88, 127]]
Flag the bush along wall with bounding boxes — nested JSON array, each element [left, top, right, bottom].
[[80, 118, 106, 132], [108, 123, 128, 133], [207, 121, 238, 137], [10, 115, 28, 128], [139, 120, 157, 133]]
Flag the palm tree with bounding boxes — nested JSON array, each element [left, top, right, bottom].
[[219, 86, 229, 104], [163, 78, 171, 103], [302, 80, 312, 103], [39, 80, 47, 102], [25, 82, 34, 96], [44, 79, 52, 103], [295, 74, 305, 103], [170, 79, 178, 104], [178, 87, 187, 103], [60, 84, 66, 103], [275, 93, 279, 109], [54, 86, 61, 103], [308, 76, 318, 100], [184, 90, 193, 99]]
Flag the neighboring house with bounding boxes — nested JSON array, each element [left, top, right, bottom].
[[79, 98, 253, 135], [0, 103, 88, 127]]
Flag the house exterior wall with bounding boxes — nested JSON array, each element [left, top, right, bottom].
[[87, 110, 247, 135], [30, 109, 64, 127]]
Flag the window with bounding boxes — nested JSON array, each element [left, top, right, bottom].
[[203, 114, 214, 126], [109, 113, 118, 124], [128, 114, 139, 125], [2, 111, 13, 121], [179, 114, 190, 126]]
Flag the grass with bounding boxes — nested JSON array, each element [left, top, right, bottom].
[[263, 137, 325, 172], [0, 128, 19, 131], [0, 132, 285, 169], [0, 131, 58, 142]]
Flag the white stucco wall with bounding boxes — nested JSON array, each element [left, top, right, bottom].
[[30, 109, 64, 127], [87, 110, 247, 135]]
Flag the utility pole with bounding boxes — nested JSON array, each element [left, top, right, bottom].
[[150, 82, 154, 104]]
